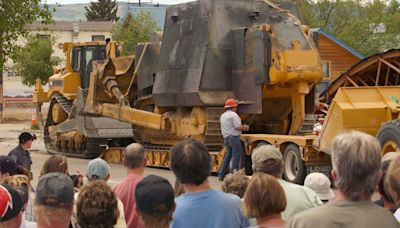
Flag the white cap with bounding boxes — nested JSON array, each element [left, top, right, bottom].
[[304, 172, 335, 201], [382, 152, 400, 162]]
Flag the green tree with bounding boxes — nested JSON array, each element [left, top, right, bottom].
[[0, 0, 52, 71], [112, 11, 159, 55], [0, 0, 52, 121], [13, 35, 61, 86], [299, 0, 400, 56], [85, 0, 119, 21]]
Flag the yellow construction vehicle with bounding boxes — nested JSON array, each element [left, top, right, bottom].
[[241, 49, 400, 183], [34, 0, 325, 174], [34, 40, 136, 158], [77, 0, 323, 173]]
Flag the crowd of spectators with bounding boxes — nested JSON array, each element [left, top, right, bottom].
[[2, 130, 400, 228]]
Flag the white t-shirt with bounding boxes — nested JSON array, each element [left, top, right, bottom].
[[220, 110, 242, 138]]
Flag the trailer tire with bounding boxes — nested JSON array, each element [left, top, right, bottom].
[[283, 144, 306, 184], [377, 120, 400, 155]]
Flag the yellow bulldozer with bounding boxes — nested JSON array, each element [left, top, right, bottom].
[[34, 40, 135, 158], [33, 0, 400, 183]]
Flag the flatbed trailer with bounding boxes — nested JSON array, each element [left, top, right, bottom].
[[240, 49, 400, 184]]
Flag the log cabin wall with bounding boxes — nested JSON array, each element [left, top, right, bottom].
[[312, 28, 364, 94]]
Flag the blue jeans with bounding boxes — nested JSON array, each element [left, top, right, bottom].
[[218, 136, 243, 179]]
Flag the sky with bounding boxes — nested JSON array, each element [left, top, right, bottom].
[[42, 0, 195, 4]]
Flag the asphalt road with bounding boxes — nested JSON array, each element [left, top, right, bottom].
[[0, 122, 222, 190]]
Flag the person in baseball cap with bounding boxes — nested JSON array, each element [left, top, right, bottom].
[[251, 144, 283, 173], [0, 184, 24, 227], [251, 144, 322, 220], [8, 132, 36, 179], [0, 156, 18, 184], [18, 132, 36, 144], [86, 158, 110, 181], [35, 173, 74, 228], [135, 175, 175, 228]]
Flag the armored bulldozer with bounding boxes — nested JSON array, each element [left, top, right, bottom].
[[77, 0, 323, 170], [34, 0, 323, 174]]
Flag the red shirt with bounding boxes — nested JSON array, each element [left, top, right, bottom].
[[114, 174, 144, 228]]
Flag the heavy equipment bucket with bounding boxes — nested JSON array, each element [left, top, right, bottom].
[[315, 86, 400, 154]]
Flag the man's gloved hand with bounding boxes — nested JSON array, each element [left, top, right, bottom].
[[242, 124, 250, 131]]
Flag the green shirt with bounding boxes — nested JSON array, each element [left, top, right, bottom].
[[285, 200, 400, 228], [278, 179, 322, 221]]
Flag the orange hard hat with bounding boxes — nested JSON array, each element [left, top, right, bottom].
[[224, 98, 238, 108]]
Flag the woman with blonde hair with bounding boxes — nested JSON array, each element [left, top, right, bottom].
[[5, 174, 36, 224], [243, 173, 286, 228]]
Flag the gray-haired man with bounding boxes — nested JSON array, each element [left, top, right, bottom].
[[286, 131, 400, 228]]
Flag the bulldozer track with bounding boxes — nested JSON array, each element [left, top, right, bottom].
[[44, 94, 104, 159], [47, 148, 86, 159], [53, 93, 73, 115]]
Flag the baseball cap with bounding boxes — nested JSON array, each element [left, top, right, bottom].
[[135, 175, 174, 215], [0, 184, 23, 222], [18, 132, 36, 144], [36, 173, 74, 208], [251, 145, 282, 169], [0, 156, 17, 175], [304, 172, 335, 201], [86, 158, 110, 180]]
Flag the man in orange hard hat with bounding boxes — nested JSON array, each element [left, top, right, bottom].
[[218, 98, 249, 181]]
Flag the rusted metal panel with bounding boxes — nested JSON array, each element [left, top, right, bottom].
[[232, 28, 266, 114], [135, 43, 160, 92], [153, 0, 314, 108]]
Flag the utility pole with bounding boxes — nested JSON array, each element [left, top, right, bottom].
[[0, 44, 3, 124]]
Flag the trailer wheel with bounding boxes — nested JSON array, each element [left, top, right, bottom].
[[283, 144, 306, 184], [377, 120, 400, 155]]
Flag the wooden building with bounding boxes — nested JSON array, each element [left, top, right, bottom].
[[311, 28, 364, 93]]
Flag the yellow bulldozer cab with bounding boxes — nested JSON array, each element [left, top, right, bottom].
[[33, 40, 122, 103]]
